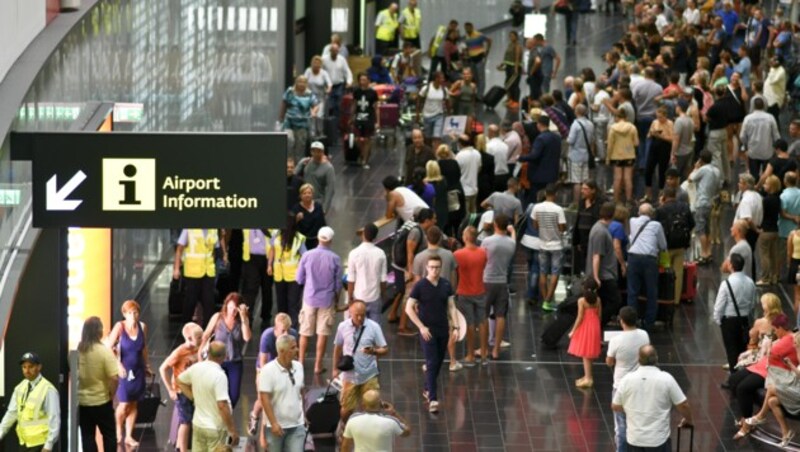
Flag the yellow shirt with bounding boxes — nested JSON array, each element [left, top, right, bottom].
[[78, 344, 118, 406]]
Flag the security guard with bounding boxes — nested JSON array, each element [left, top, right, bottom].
[[241, 228, 277, 327], [399, 0, 422, 49], [374, 2, 399, 56], [0, 352, 60, 452], [173, 229, 226, 327]]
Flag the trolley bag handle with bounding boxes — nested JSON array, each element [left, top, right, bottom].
[[677, 424, 694, 452]]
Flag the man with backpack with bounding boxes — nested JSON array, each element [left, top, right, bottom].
[[655, 187, 695, 306]]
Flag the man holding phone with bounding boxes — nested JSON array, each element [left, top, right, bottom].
[[333, 300, 389, 429], [342, 389, 411, 451]]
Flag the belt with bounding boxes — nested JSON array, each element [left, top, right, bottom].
[[628, 253, 657, 259], [722, 315, 748, 320]]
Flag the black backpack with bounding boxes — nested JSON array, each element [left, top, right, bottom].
[[392, 221, 423, 268], [664, 209, 692, 249]]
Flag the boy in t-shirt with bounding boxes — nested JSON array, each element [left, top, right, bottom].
[[159, 322, 203, 452]]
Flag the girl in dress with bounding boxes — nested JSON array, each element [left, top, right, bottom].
[[568, 279, 602, 388]]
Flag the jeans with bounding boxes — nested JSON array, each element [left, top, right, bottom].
[[748, 158, 768, 181], [635, 116, 655, 165], [626, 254, 658, 328], [365, 300, 382, 324], [421, 332, 448, 401], [328, 83, 345, 118], [611, 389, 627, 452], [183, 276, 215, 327], [267, 425, 307, 452], [527, 248, 541, 301], [222, 360, 244, 408], [469, 57, 487, 97], [627, 438, 670, 452], [79, 401, 116, 452]]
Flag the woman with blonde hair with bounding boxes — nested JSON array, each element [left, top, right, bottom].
[[303, 55, 332, 138], [436, 144, 464, 235], [78, 316, 118, 451], [280, 74, 320, 161], [425, 160, 449, 225], [105, 300, 152, 448], [787, 225, 800, 324]]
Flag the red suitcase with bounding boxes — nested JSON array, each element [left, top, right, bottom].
[[378, 103, 400, 128], [681, 262, 697, 302]]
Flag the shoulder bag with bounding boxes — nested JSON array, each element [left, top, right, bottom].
[[336, 324, 366, 371]]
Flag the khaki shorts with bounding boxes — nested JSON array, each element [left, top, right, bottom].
[[299, 305, 335, 337], [340, 376, 380, 413]]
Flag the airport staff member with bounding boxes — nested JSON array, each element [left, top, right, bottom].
[[0, 352, 60, 452], [173, 229, 226, 327], [375, 3, 400, 56], [400, 0, 422, 49]]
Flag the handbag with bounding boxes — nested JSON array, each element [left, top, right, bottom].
[[336, 324, 366, 371], [447, 190, 461, 212], [724, 280, 750, 338]]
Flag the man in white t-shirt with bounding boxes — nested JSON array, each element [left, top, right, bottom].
[[416, 71, 449, 149], [347, 223, 388, 323], [532, 183, 566, 311], [486, 124, 510, 192], [258, 334, 306, 451], [177, 341, 238, 450], [734, 173, 762, 278], [342, 389, 411, 451], [612, 345, 693, 450], [606, 307, 650, 452], [455, 134, 482, 214]]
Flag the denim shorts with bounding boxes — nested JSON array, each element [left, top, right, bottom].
[[423, 114, 444, 138], [538, 249, 563, 275], [176, 393, 194, 425], [694, 206, 710, 234]]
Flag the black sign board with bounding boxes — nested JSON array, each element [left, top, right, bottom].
[[11, 132, 287, 228]]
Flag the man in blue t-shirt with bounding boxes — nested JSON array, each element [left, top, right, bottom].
[[405, 255, 458, 414]]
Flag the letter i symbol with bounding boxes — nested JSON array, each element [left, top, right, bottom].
[[120, 164, 141, 205]]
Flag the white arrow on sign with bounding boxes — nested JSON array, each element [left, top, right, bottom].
[[46, 170, 87, 211]]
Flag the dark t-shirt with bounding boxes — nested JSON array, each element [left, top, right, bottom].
[[257, 327, 300, 369], [409, 277, 453, 336], [706, 102, 728, 130], [762, 192, 780, 232], [353, 88, 378, 123], [769, 156, 797, 185]]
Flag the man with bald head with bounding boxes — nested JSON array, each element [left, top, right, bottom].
[[724, 220, 753, 279], [612, 345, 693, 451], [341, 389, 410, 451], [404, 128, 434, 182], [178, 341, 239, 450], [626, 203, 667, 331]]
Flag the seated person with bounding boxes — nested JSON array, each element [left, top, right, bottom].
[[367, 56, 394, 85]]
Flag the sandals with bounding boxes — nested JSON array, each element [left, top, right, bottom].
[[781, 430, 796, 447], [745, 416, 766, 426], [733, 428, 750, 440]]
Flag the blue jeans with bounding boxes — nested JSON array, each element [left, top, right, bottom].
[[626, 254, 659, 328], [221, 360, 243, 408], [636, 116, 655, 166], [627, 438, 670, 452], [612, 389, 627, 452], [527, 249, 541, 301], [266, 425, 307, 452], [421, 332, 448, 401], [328, 83, 345, 118]]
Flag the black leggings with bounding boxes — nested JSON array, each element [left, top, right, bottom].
[[729, 369, 766, 418], [645, 138, 671, 188]]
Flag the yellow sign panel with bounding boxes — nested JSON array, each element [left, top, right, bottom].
[[67, 228, 111, 349]]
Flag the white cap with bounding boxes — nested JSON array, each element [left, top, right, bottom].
[[310, 141, 325, 151], [317, 226, 335, 242]]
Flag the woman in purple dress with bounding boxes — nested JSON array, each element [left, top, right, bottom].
[[105, 300, 152, 448]]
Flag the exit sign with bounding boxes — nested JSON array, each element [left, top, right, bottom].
[[0, 189, 21, 206]]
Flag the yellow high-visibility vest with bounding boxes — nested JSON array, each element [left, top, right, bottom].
[[376, 9, 399, 42], [14, 377, 55, 447], [429, 25, 447, 56], [273, 233, 306, 282], [182, 229, 217, 278], [243, 229, 275, 262], [401, 7, 421, 39]]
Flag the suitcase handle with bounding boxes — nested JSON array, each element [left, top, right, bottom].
[[677, 424, 694, 452]]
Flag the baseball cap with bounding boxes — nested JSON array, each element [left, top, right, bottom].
[[19, 352, 41, 365], [318, 226, 335, 242], [310, 141, 325, 151]]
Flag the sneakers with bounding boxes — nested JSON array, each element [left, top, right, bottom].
[[500, 340, 511, 348], [542, 301, 557, 312], [449, 362, 463, 372], [429, 400, 440, 413]]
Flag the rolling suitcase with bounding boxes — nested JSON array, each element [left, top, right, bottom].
[[676, 424, 694, 451], [681, 262, 697, 302], [168, 277, 184, 317], [135, 375, 166, 428], [541, 313, 575, 348], [343, 133, 360, 164], [305, 380, 341, 437], [483, 86, 507, 109], [378, 103, 400, 128]]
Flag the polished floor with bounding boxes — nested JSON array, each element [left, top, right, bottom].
[[9, 0, 800, 451]]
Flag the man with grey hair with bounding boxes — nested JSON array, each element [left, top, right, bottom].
[[178, 341, 239, 450], [724, 220, 754, 279], [258, 334, 305, 451], [627, 203, 667, 331], [734, 173, 762, 277], [567, 103, 594, 206], [740, 97, 780, 179], [612, 345, 693, 450]]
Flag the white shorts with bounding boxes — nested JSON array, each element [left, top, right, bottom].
[[568, 161, 590, 184]]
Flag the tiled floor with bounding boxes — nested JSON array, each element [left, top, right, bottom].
[[10, 0, 800, 451]]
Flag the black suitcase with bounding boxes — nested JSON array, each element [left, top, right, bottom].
[[135, 375, 166, 428], [483, 86, 507, 109], [541, 312, 576, 348], [305, 381, 341, 436], [168, 278, 184, 317], [657, 269, 675, 301]]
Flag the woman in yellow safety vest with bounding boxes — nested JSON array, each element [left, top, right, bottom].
[[269, 213, 308, 328], [375, 4, 399, 56]]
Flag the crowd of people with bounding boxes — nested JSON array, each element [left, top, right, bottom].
[[6, 0, 800, 451]]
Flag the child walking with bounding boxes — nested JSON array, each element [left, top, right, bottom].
[[568, 278, 602, 388]]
